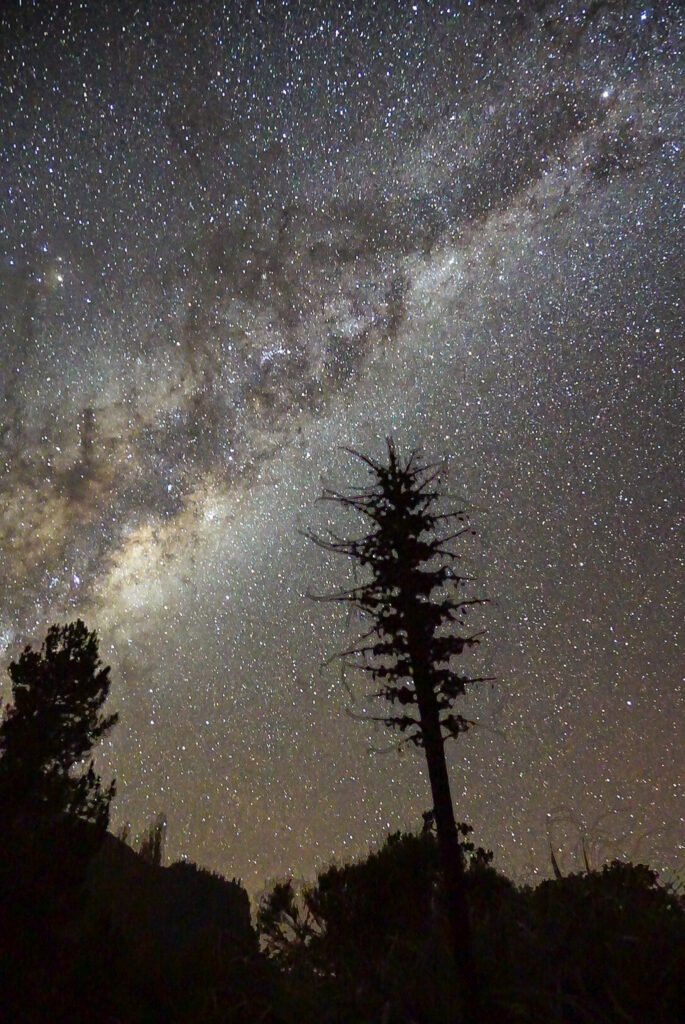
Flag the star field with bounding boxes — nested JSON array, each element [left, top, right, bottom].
[[1, 0, 683, 894]]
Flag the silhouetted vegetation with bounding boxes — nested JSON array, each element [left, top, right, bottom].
[[0, 621, 118, 1021], [1, 449, 683, 1022], [258, 828, 685, 1024], [0, 622, 275, 1023], [306, 440, 491, 1014], [0, 619, 117, 830]]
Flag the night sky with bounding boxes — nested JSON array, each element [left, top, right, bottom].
[[1, 0, 683, 895]]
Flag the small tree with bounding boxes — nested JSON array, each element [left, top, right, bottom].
[[307, 440, 491, 1014], [0, 619, 118, 830], [138, 813, 167, 866]]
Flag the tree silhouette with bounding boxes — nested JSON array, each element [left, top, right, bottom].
[[138, 812, 167, 866], [0, 619, 117, 830], [306, 439, 490, 1016]]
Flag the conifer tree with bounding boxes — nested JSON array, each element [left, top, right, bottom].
[[0, 619, 117, 830], [307, 440, 490, 1014]]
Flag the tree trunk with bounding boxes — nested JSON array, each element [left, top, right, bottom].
[[411, 646, 477, 1021]]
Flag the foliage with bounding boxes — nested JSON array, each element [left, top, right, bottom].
[[138, 812, 167, 866], [259, 829, 685, 1024], [259, 828, 504, 1023], [306, 440, 489, 748], [509, 860, 685, 1023], [258, 878, 317, 964], [307, 440, 491, 1011], [0, 619, 117, 830]]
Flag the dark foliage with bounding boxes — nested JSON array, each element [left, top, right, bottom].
[[0, 622, 117, 1021], [511, 860, 685, 1023], [259, 828, 498, 1023], [0, 619, 117, 830], [306, 440, 489, 749], [259, 829, 685, 1024], [138, 811, 167, 865], [0, 622, 273, 1023], [306, 440, 491, 1011]]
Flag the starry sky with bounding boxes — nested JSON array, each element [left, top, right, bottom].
[[1, 0, 683, 895]]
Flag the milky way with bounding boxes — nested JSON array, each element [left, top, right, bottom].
[[1, 1, 683, 893]]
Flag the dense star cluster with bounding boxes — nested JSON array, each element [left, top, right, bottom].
[[1, 1, 683, 893]]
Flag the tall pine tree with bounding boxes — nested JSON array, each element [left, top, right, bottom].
[[307, 440, 491, 1017]]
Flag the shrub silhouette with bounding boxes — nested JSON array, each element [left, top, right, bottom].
[[259, 830, 685, 1024]]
